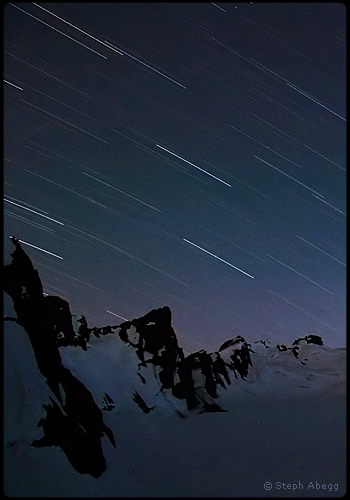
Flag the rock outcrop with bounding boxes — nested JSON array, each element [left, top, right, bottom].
[[3, 237, 115, 477]]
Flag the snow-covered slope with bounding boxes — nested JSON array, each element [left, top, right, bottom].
[[3, 238, 346, 497], [4, 292, 346, 497]]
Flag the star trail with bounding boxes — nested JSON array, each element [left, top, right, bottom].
[[4, 3, 346, 352], [183, 238, 255, 279]]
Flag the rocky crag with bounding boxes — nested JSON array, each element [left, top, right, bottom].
[[3, 237, 332, 478]]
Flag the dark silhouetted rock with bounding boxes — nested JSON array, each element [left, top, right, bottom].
[[218, 336, 245, 352], [119, 327, 129, 343], [130, 306, 178, 355], [212, 353, 231, 387], [32, 398, 107, 478], [102, 393, 115, 411], [292, 335, 324, 346], [3, 238, 115, 477], [277, 344, 288, 352], [199, 402, 227, 414], [44, 296, 76, 345], [3, 236, 44, 303], [137, 373, 146, 384], [132, 392, 155, 414], [76, 315, 90, 349], [219, 337, 253, 380], [291, 346, 299, 358], [175, 359, 200, 411]]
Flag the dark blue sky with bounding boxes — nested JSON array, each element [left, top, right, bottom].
[[4, 2, 346, 352]]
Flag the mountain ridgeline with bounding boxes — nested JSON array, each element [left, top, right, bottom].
[[3, 237, 332, 478], [3, 237, 115, 478]]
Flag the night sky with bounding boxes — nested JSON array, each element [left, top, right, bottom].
[[4, 2, 346, 353]]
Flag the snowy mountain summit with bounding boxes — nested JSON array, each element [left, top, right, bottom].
[[3, 238, 346, 496]]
